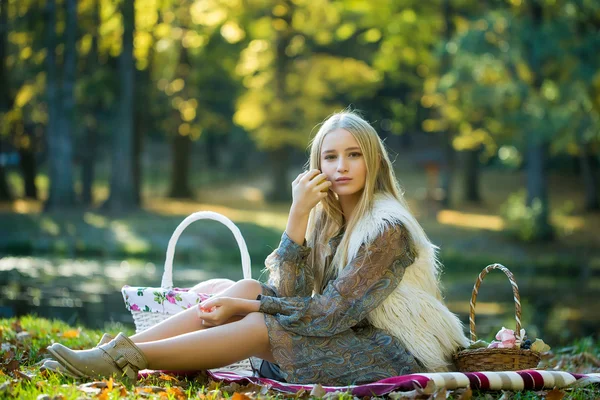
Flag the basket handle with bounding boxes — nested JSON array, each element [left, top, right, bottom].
[[469, 263, 522, 342], [161, 211, 252, 289]]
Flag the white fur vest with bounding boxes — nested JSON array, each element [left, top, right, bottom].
[[346, 193, 468, 372]]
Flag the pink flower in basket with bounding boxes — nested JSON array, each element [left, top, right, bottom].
[[130, 304, 140, 311], [495, 327, 516, 348], [166, 294, 177, 304]]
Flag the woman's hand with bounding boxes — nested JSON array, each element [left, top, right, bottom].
[[196, 296, 241, 327], [291, 169, 332, 216]]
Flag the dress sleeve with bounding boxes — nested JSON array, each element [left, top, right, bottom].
[[259, 223, 417, 337], [263, 231, 314, 297]]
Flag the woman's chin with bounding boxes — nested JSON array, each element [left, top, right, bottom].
[[334, 188, 362, 197]]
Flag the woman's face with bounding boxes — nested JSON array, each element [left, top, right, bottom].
[[320, 128, 367, 197]]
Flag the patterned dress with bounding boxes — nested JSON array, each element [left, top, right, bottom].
[[257, 223, 424, 386]]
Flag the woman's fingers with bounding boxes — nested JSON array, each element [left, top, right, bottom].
[[316, 179, 332, 192], [300, 169, 321, 183], [197, 308, 219, 324], [200, 296, 220, 309], [310, 173, 328, 187]]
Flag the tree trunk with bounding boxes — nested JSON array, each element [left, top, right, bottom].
[[521, 1, 552, 241], [437, 0, 455, 208], [133, 95, 143, 205], [45, 0, 76, 210], [526, 142, 553, 241], [168, 132, 194, 199], [19, 126, 38, 199], [205, 132, 219, 168], [80, 130, 95, 206], [579, 151, 599, 211], [81, 0, 100, 207], [0, 0, 13, 201], [268, 146, 291, 202], [0, 141, 11, 201], [167, 43, 194, 199], [0, 0, 9, 113], [267, 2, 293, 202], [463, 148, 481, 203], [439, 133, 455, 207], [104, 0, 136, 212], [132, 36, 154, 206]]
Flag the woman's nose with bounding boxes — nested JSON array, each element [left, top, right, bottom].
[[337, 158, 348, 172]]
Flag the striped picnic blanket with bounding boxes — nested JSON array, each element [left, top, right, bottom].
[[206, 370, 600, 396]]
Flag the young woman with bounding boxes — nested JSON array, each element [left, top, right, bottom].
[[44, 111, 468, 386]]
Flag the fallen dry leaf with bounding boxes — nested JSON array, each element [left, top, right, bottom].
[[221, 382, 241, 393], [545, 387, 566, 400], [158, 373, 180, 383], [232, 392, 252, 400], [78, 386, 101, 396], [1, 348, 15, 362], [434, 387, 447, 400], [97, 389, 110, 400], [4, 359, 20, 373], [497, 390, 513, 400], [78, 381, 109, 389], [415, 380, 437, 396], [135, 386, 167, 394], [310, 383, 326, 398], [11, 321, 23, 333], [13, 370, 33, 381], [206, 389, 224, 399], [456, 386, 472, 400], [61, 329, 80, 339], [165, 386, 186, 400], [388, 389, 419, 399]]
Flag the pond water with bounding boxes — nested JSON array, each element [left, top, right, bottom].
[[0, 256, 598, 346]]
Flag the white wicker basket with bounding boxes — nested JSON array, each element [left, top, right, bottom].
[[121, 211, 252, 333]]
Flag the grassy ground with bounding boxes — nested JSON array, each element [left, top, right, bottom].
[[0, 316, 599, 399]]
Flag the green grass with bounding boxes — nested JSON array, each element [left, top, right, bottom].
[[0, 317, 598, 399]]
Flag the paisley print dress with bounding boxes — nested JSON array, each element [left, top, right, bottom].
[[257, 223, 423, 385]]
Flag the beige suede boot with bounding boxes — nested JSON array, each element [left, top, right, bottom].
[[41, 333, 115, 377], [46, 333, 147, 380]]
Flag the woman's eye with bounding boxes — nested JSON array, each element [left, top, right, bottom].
[[324, 155, 336, 160], [349, 152, 362, 158]]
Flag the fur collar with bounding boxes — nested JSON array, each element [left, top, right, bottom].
[[347, 192, 468, 372]]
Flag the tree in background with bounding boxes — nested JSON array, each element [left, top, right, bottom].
[[234, 0, 382, 201], [44, 0, 77, 210], [434, 0, 600, 240], [1, 0, 48, 202], [0, 0, 13, 201], [103, 0, 136, 212]]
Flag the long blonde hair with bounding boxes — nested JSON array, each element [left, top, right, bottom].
[[306, 111, 433, 293]]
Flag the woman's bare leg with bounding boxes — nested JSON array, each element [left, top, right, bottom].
[[137, 312, 274, 370], [129, 279, 263, 343]]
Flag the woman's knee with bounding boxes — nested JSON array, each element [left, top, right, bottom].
[[243, 312, 273, 360], [234, 279, 263, 297], [190, 278, 235, 294]]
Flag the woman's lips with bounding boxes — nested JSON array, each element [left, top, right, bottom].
[[335, 178, 352, 182]]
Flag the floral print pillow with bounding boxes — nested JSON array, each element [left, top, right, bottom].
[[122, 285, 212, 315]]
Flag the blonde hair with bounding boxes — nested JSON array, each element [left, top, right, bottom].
[[306, 110, 434, 293]]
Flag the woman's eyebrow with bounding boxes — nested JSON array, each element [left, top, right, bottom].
[[321, 147, 361, 154]]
